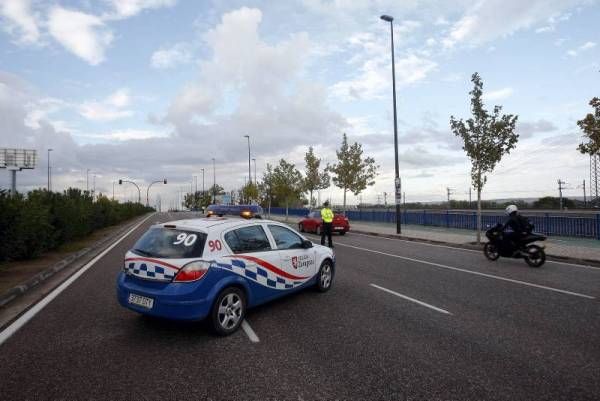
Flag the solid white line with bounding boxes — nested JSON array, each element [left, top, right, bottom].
[[0, 213, 155, 347], [241, 320, 259, 343], [370, 284, 452, 315], [338, 243, 596, 300], [341, 232, 600, 270]]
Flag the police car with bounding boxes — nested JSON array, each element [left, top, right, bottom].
[[116, 217, 335, 335]]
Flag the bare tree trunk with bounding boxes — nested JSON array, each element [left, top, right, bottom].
[[477, 188, 482, 244], [310, 189, 313, 208], [343, 188, 347, 215]]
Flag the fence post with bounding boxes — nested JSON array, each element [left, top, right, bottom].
[[404, 208, 407, 225], [446, 210, 450, 228], [423, 210, 426, 225], [596, 214, 600, 240]]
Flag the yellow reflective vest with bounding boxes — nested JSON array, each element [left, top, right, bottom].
[[321, 207, 334, 223]]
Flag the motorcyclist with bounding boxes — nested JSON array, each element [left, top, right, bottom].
[[502, 205, 530, 251]]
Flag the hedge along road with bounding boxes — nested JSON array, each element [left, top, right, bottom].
[[0, 212, 599, 400]]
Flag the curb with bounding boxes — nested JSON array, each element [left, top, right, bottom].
[[348, 229, 600, 268], [269, 216, 600, 269], [0, 213, 153, 308]]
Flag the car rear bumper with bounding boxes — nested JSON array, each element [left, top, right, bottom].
[[116, 272, 212, 321]]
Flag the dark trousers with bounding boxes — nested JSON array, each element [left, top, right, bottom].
[[321, 222, 333, 247]]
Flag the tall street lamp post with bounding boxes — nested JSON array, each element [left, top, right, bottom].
[[212, 158, 216, 203], [380, 14, 402, 234], [252, 158, 256, 184], [146, 179, 167, 207], [47, 148, 53, 192], [201, 168, 205, 195], [244, 135, 251, 185]]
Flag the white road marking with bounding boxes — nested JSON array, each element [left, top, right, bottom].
[[370, 284, 452, 315], [241, 320, 259, 343], [0, 213, 156, 347], [336, 232, 600, 271], [337, 243, 596, 300]]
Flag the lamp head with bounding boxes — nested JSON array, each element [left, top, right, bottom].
[[380, 15, 393, 22]]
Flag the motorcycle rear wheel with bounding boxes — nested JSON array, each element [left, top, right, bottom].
[[483, 242, 500, 261], [524, 244, 545, 268]]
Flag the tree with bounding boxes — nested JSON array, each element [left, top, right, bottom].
[[209, 184, 225, 203], [303, 146, 330, 208], [533, 196, 575, 210], [184, 191, 212, 210], [241, 182, 259, 204], [272, 159, 303, 220], [328, 133, 378, 213], [577, 97, 600, 155], [450, 72, 519, 243], [261, 164, 275, 216]]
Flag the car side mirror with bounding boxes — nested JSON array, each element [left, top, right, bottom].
[[302, 240, 313, 249]]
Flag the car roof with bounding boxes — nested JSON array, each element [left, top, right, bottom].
[[155, 217, 283, 232]]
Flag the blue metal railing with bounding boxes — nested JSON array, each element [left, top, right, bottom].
[[267, 207, 600, 239]]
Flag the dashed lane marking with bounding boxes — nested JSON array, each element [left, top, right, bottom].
[[370, 284, 452, 315]]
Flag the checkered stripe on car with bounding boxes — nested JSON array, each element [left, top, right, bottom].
[[124, 260, 177, 281], [216, 258, 308, 290]]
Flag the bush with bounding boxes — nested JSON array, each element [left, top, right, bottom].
[[0, 188, 153, 262]]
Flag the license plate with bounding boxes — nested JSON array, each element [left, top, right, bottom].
[[335, 227, 344, 230], [128, 293, 154, 309]]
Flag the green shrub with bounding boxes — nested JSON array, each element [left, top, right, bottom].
[[0, 188, 153, 262]]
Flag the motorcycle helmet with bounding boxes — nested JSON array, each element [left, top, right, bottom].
[[505, 204, 518, 215]]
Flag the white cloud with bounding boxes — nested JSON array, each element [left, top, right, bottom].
[[483, 87, 514, 101], [164, 7, 345, 160], [82, 129, 168, 141], [48, 7, 113, 65], [331, 53, 437, 101], [0, 0, 40, 44], [151, 43, 193, 69], [443, 0, 586, 48], [79, 89, 133, 121], [567, 41, 596, 57], [104, 0, 177, 19]]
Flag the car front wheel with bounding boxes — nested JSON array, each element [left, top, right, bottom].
[[316, 260, 334, 292], [210, 287, 246, 336]]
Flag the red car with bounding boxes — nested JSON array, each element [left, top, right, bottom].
[[298, 210, 350, 235]]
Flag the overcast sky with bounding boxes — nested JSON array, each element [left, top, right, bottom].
[[1, 0, 599, 207]]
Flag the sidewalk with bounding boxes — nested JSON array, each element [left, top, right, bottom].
[[269, 214, 600, 265]]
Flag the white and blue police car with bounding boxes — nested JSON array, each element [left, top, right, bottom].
[[117, 217, 335, 335]]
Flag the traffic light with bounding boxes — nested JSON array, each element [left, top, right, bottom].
[[163, 179, 167, 184], [118, 179, 122, 185]]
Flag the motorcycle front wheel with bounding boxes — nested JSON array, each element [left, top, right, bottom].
[[524, 244, 546, 268], [483, 242, 500, 261]]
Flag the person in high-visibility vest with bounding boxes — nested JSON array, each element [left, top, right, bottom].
[[320, 201, 334, 248]]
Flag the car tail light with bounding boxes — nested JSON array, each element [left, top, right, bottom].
[[174, 260, 211, 282], [240, 210, 252, 219]]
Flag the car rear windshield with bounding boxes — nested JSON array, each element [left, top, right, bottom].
[[131, 227, 207, 259]]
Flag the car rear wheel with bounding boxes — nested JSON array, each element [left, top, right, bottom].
[[298, 223, 304, 232], [210, 287, 246, 336], [316, 260, 334, 292]]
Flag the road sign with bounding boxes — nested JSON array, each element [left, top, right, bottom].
[[0, 148, 36, 170], [394, 177, 401, 204]]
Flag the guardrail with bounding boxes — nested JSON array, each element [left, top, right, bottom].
[[267, 207, 600, 239]]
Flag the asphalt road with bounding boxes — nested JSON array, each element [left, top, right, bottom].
[[1, 212, 599, 401]]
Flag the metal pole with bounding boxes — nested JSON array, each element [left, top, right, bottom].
[[213, 159, 217, 203], [47, 148, 52, 192], [194, 175, 197, 193], [253, 158, 256, 184], [112, 181, 115, 200], [244, 135, 251, 185], [10, 169, 16, 195], [381, 15, 401, 234], [202, 168, 205, 195], [86, 169, 90, 192], [93, 174, 96, 200], [583, 179, 587, 208]]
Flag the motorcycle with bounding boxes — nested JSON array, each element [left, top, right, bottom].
[[483, 223, 547, 267]]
